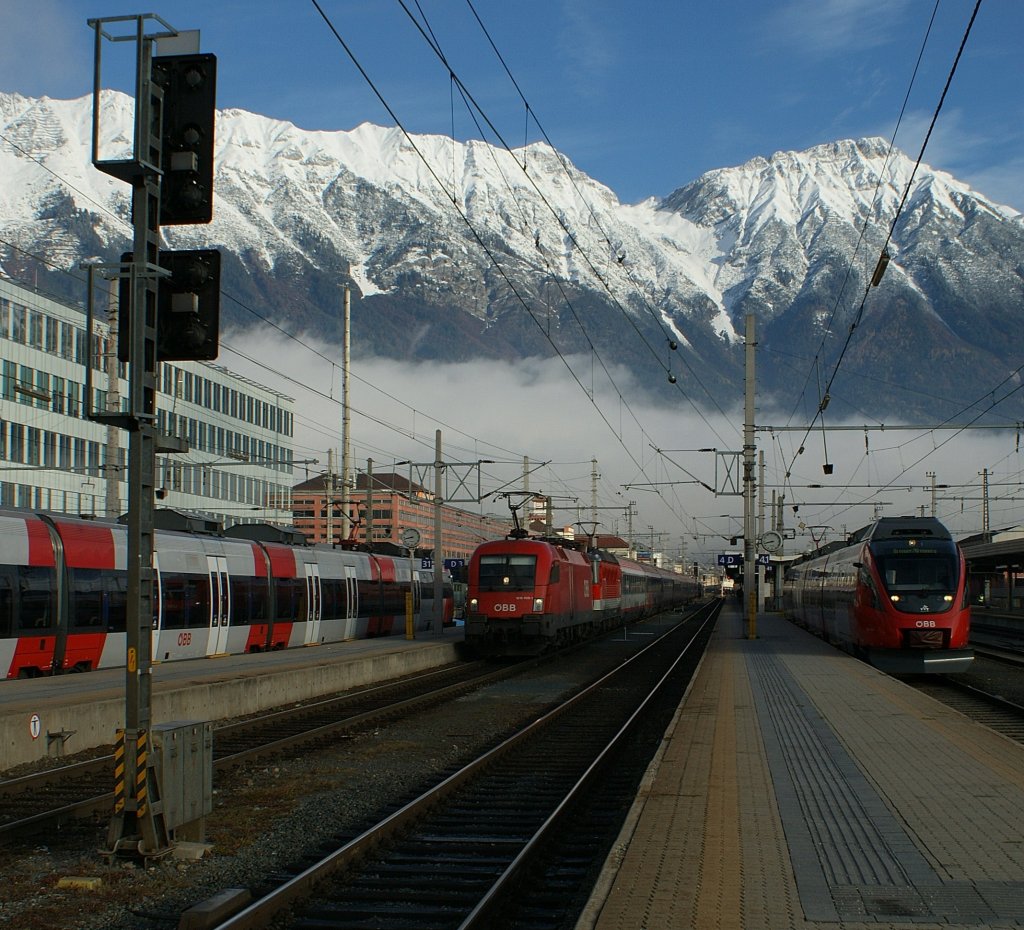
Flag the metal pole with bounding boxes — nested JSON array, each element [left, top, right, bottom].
[[758, 450, 765, 613], [433, 430, 444, 634], [744, 313, 757, 639], [365, 458, 374, 546], [325, 449, 334, 545], [341, 286, 352, 540], [105, 277, 121, 518], [981, 468, 990, 534]]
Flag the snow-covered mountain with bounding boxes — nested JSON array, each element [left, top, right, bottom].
[[2, 90, 1023, 420]]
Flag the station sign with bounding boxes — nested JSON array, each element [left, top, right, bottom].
[[419, 558, 466, 570], [717, 553, 771, 567]]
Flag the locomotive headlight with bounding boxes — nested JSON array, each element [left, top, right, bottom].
[[469, 598, 478, 612], [533, 597, 544, 612], [890, 594, 901, 602], [943, 594, 953, 602]]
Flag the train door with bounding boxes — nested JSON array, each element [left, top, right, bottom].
[[151, 550, 163, 659], [303, 562, 322, 645], [206, 555, 231, 656], [345, 564, 358, 634]]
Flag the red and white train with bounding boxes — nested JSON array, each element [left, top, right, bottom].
[[464, 533, 701, 657], [0, 508, 452, 679], [782, 516, 972, 673]]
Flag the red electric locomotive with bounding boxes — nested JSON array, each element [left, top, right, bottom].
[[782, 516, 972, 673], [464, 533, 699, 657]]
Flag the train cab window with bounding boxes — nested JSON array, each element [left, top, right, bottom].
[[548, 563, 560, 584], [878, 556, 955, 592], [477, 555, 537, 592]]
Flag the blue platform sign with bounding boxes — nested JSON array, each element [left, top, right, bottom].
[[717, 553, 771, 567], [419, 558, 466, 570]]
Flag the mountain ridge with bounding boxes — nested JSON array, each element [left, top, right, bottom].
[[2, 90, 1023, 421]]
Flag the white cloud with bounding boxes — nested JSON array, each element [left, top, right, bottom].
[[221, 324, 1024, 563]]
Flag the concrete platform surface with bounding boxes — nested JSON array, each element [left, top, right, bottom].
[[578, 604, 1024, 930]]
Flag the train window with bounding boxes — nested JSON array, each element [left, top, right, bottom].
[[357, 578, 378, 615], [0, 569, 12, 637], [320, 577, 346, 619], [231, 575, 270, 623], [275, 576, 302, 621], [477, 555, 537, 592], [876, 556, 955, 592], [160, 572, 212, 629], [67, 568, 128, 632], [548, 563, 560, 583], [381, 582, 404, 616], [14, 566, 56, 631], [106, 573, 128, 633]]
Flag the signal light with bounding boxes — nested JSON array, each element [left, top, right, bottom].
[[153, 53, 217, 226], [156, 249, 221, 361]]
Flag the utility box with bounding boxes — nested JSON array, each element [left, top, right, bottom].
[[152, 721, 213, 838]]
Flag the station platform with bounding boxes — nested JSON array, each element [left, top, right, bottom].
[[578, 603, 1024, 930], [0, 628, 463, 773]]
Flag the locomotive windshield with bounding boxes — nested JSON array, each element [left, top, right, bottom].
[[869, 539, 959, 611], [477, 554, 537, 592]]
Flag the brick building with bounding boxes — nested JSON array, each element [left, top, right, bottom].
[[292, 470, 512, 562]]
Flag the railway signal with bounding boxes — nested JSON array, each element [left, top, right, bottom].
[[153, 52, 217, 226], [155, 249, 221, 360]]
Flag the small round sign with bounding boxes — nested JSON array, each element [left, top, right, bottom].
[[29, 713, 41, 741]]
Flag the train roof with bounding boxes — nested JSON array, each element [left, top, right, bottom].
[[852, 516, 953, 544], [224, 521, 310, 546]]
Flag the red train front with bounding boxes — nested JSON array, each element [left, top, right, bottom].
[[465, 534, 701, 656], [465, 535, 608, 656], [783, 516, 972, 673]]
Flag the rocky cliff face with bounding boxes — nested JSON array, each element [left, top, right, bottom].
[[2, 93, 1022, 420]]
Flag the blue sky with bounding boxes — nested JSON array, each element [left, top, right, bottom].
[[3, 0, 1023, 211]]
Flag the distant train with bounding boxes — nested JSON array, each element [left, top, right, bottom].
[[464, 533, 701, 657], [0, 508, 452, 679], [782, 516, 972, 673]]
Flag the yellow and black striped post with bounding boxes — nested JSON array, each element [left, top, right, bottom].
[[112, 729, 126, 815], [134, 728, 149, 819]]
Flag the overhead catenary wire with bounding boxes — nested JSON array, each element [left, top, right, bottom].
[[309, 0, 696, 529], [397, 0, 738, 448], [781, 0, 985, 494]]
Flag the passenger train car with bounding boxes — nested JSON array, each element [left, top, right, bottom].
[[0, 508, 451, 679], [782, 516, 972, 673], [464, 534, 701, 657]]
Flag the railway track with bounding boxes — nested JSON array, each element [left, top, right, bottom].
[[210, 599, 721, 930], [910, 674, 1024, 744], [0, 659, 519, 842]]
